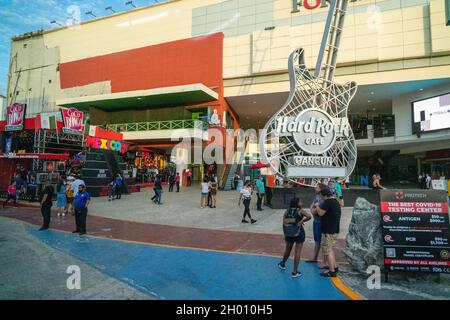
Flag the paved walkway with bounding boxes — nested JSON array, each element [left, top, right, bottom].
[[0, 205, 347, 262], [0, 187, 359, 300], [87, 187, 353, 238], [2, 218, 347, 300], [0, 217, 152, 300]]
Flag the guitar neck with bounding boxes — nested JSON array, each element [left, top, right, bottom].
[[314, 0, 349, 83]]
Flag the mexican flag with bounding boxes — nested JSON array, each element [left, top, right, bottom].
[[39, 112, 58, 129]]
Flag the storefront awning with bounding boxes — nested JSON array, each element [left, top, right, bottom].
[[0, 153, 69, 160], [56, 84, 219, 111]]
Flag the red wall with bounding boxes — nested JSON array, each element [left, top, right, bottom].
[[59, 33, 224, 93]]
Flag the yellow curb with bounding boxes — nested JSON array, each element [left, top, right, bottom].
[[331, 277, 365, 300]]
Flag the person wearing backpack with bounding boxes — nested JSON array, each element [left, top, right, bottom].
[[278, 197, 312, 278]]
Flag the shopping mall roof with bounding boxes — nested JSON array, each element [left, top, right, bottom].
[[56, 83, 219, 111]]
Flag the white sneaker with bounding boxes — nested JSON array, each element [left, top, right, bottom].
[[291, 272, 302, 278]]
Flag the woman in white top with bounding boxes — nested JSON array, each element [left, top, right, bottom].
[[238, 181, 257, 224], [201, 177, 210, 208]]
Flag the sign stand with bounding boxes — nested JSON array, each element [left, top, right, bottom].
[[380, 189, 450, 280]]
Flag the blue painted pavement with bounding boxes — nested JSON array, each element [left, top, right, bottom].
[[26, 225, 347, 300]]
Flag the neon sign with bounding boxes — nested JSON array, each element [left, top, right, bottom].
[[85, 136, 128, 153]]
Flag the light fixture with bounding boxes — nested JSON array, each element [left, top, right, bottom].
[[419, 88, 424, 91], [50, 20, 63, 26], [106, 6, 116, 13], [85, 11, 97, 18], [370, 91, 374, 95], [125, 1, 136, 8]]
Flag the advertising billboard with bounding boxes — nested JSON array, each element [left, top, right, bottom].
[[412, 93, 450, 133], [380, 189, 450, 274]]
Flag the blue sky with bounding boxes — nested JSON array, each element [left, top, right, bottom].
[[0, 0, 162, 96]]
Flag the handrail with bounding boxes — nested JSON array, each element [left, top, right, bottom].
[[110, 119, 207, 132]]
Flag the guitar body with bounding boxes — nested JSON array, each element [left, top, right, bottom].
[[261, 48, 358, 187]]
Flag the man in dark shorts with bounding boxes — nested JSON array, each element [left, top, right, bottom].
[[315, 187, 342, 277], [278, 198, 312, 278]]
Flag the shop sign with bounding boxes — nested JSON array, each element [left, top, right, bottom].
[[5, 103, 26, 131], [380, 190, 450, 274], [85, 135, 128, 153], [61, 107, 84, 134], [292, 0, 361, 13]]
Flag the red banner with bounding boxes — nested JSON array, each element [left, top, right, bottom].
[[61, 107, 84, 134], [6, 103, 26, 131]]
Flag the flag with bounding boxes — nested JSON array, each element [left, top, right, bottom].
[[40, 112, 57, 130]]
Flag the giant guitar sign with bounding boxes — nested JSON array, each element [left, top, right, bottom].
[[262, 0, 357, 187]]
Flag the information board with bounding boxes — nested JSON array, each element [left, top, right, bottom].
[[380, 189, 450, 274]]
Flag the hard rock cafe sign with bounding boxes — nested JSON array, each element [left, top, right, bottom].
[[262, 0, 357, 187]]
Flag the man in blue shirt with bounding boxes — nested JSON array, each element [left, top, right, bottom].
[[255, 176, 266, 211], [114, 174, 123, 200], [73, 184, 91, 235]]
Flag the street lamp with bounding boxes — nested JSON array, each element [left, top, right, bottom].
[[105, 6, 116, 13]]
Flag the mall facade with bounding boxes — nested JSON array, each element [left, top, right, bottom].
[[2, 0, 450, 187]]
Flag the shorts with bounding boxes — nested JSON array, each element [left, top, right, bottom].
[[201, 192, 209, 196], [285, 227, 306, 244], [66, 198, 74, 204], [321, 233, 339, 255], [313, 220, 322, 243]]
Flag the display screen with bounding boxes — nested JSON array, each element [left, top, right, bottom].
[[412, 93, 450, 132]]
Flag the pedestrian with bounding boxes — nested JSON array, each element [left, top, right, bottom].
[[238, 181, 257, 224], [315, 187, 342, 277], [39, 181, 54, 231], [373, 174, 386, 190], [3, 181, 18, 208], [73, 184, 90, 235], [153, 175, 163, 205], [65, 177, 75, 215], [27, 175, 38, 202], [308, 183, 326, 263], [114, 174, 123, 199], [425, 173, 432, 190], [56, 181, 67, 217], [206, 175, 213, 208], [168, 174, 175, 192], [187, 170, 192, 186], [333, 178, 344, 207], [71, 175, 86, 194], [236, 175, 244, 192], [345, 177, 351, 189], [209, 177, 218, 209], [233, 174, 239, 190], [201, 177, 209, 209], [278, 197, 312, 278], [108, 178, 115, 201], [255, 176, 265, 211], [175, 173, 181, 192]]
